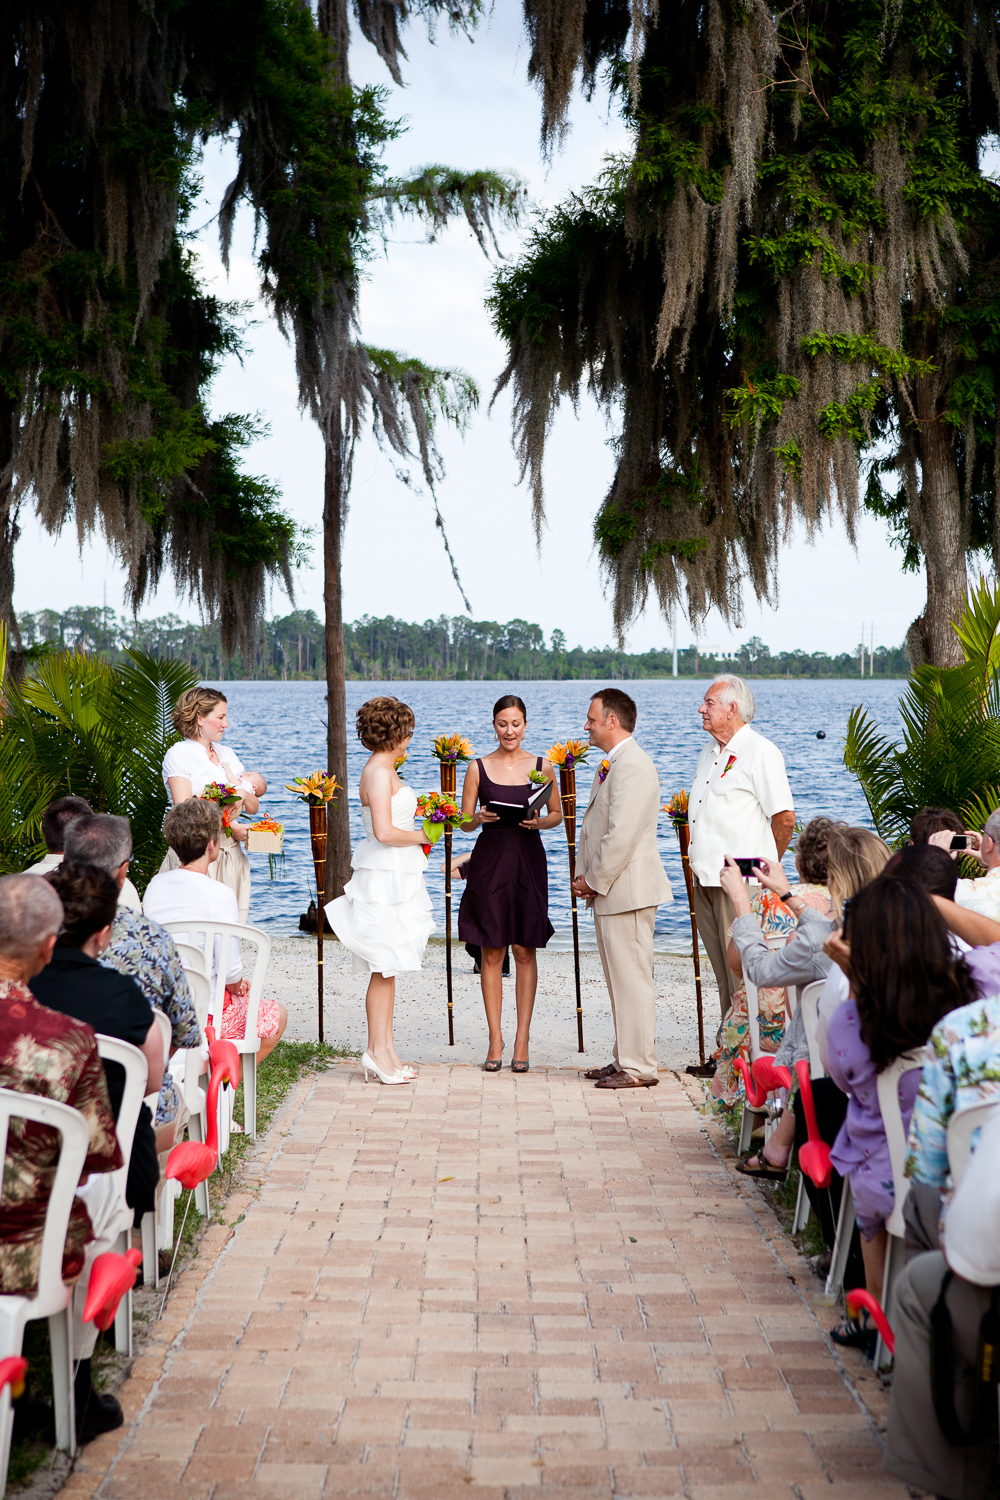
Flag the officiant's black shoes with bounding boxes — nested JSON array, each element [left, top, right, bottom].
[[584, 1064, 617, 1080]]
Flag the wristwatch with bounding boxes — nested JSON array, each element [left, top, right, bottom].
[[777, 890, 795, 904]]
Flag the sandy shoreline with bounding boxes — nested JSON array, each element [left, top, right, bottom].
[[264, 933, 720, 1072]]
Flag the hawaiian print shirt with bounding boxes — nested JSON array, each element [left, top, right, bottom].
[[906, 994, 1000, 1188], [102, 909, 202, 1125], [0, 979, 122, 1295]]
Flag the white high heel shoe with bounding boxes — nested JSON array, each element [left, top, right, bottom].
[[362, 1051, 412, 1085]]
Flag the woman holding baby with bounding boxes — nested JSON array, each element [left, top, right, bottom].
[[160, 687, 269, 922]]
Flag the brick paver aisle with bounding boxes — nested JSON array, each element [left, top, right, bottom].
[[82, 1066, 910, 1499]]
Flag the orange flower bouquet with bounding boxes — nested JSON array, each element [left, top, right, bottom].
[[201, 781, 242, 838]]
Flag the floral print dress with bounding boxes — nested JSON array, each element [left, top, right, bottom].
[[709, 884, 830, 1107]]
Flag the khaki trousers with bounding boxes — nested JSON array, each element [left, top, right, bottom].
[[593, 906, 658, 1083], [885, 1251, 997, 1500], [692, 877, 738, 1019]]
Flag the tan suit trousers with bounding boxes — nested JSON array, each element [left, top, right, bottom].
[[593, 906, 658, 1083], [692, 877, 737, 1019]]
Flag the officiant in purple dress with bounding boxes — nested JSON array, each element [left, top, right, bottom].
[[458, 695, 561, 1074]]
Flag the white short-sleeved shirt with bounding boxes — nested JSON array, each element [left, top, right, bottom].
[[142, 868, 242, 984], [955, 865, 1000, 924], [161, 738, 249, 802], [687, 722, 794, 887]]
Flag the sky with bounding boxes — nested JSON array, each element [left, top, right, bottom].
[[11, 6, 929, 657]]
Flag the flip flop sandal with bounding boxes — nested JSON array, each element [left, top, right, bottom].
[[735, 1154, 787, 1182]]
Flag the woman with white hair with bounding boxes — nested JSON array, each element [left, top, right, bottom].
[[686, 674, 795, 1028]]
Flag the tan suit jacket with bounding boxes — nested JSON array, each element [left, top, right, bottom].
[[577, 738, 673, 916]]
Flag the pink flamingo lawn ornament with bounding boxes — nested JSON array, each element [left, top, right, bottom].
[[734, 1056, 792, 1109], [795, 1059, 833, 1188], [165, 1040, 239, 1192], [846, 1288, 894, 1355], [82, 1249, 143, 1331], [0, 1357, 28, 1400]]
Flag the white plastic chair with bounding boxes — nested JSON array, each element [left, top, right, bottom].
[[173, 941, 208, 980], [872, 1046, 929, 1369], [161, 920, 271, 1140], [95, 1037, 148, 1352], [738, 934, 787, 1154], [0, 1088, 89, 1459], [947, 1097, 1000, 1188], [157, 964, 214, 1250]]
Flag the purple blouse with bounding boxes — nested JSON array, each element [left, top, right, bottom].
[[826, 999, 921, 1239]]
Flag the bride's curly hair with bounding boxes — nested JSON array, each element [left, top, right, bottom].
[[356, 697, 415, 752]]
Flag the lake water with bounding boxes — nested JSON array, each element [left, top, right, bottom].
[[207, 677, 906, 954]]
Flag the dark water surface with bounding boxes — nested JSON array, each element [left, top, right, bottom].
[[205, 678, 906, 953]]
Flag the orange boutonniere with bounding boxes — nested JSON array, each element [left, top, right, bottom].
[[598, 759, 610, 784], [720, 754, 737, 778]]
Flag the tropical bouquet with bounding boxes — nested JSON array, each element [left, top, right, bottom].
[[394, 753, 407, 779], [285, 771, 341, 806], [416, 791, 462, 846], [432, 733, 473, 763], [201, 781, 242, 838], [664, 789, 689, 825], [549, 739, 590, 771]]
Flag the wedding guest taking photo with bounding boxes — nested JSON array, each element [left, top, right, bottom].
[[687, 675, 795, 1023], [458, 695, 561, 1073]]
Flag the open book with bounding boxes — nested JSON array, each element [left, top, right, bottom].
[[486, 779, 553, 828]]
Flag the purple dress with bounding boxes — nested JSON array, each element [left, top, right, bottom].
[[458, 758, 555, 950], [826, 1000, 921, 1240]]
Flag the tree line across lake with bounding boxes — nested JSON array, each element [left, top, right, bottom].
[[16, 608, 911, 682]]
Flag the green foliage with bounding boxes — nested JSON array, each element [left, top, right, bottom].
[[0, 649, 198, 887], [844, 581, 1000, 843]]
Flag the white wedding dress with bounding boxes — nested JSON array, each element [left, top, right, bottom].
[[325, 786, 435, 977]]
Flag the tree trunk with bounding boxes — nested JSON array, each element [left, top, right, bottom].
[[908, 409, 968, 669], [324, 430, 352, 903]]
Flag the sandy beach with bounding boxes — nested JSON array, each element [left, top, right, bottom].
[[264, 934, 719, 1072]]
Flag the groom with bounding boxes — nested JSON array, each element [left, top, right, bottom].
[[573, 689, 672, 1088]]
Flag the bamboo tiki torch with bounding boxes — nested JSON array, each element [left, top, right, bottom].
[[677, 821, 705, 1067], [440, 758, 456, 1046], [665, 791, 709, 1073], [308, 804, 327, 1045], [559, 762, 585, 1053]]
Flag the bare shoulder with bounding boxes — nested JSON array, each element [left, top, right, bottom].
[[359, 756, 391, 803]]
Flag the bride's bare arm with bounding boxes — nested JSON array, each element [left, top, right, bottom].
[[366, 764, 426, 846]]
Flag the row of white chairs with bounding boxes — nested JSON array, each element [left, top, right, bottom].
[[0, 919, 272, 1489]]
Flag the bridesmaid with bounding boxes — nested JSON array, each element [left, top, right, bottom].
[[458, 695, 561, 1072]]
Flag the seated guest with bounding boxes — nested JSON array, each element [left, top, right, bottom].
[[909, 805, 965, 845], [719, 817, 836, 1179], [64, 815, 202, 1152], [947, 808, 1000, 920], [24, 795, 93, 875], [31, 865, 164, 1228], [709, 820, 833, 1110], [825, 877, 977, 1350], [25, 795, 142, 911], [0, 874, 126, 1441], [886, 1092, 1000, 1500], [143, 799, 287, 1063]]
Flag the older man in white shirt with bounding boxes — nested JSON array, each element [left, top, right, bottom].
[[688, 675, 795, 1019], [951, 808, 1000, 922]]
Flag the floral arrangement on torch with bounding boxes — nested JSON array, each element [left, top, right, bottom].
[[285, 771, 341, 806], [432, 733, 473, 763], [549, 739, 590, 771], [415, 792, 462, 848], [200, 782, 242, 838], [664, 789, 689, 825]]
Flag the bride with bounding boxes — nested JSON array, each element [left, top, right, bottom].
[[326, 696, 434, 1084]]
